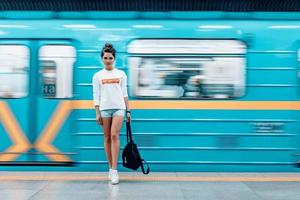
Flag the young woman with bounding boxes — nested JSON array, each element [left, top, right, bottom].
[[92, 43, 131, 185]]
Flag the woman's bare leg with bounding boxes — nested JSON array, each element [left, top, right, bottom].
[[110, 115, 124, 169], [102, 117, 113, 168]]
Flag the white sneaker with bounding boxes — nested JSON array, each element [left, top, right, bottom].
[[108, 168, 113, 180], [110, 169, 119, 185]]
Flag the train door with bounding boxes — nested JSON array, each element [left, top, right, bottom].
[[34, 41, 76, 165], [0, 41, 32, 164], [0, 40, 76, 166]]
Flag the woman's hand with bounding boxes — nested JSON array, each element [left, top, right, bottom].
[[96, 114, 103, 126], [126, 112, 131, 123]]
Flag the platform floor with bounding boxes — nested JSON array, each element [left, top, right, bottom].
[[0, 172, 300, 200]]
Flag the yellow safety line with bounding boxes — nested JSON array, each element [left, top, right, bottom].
[[1, 175, 300, 182]]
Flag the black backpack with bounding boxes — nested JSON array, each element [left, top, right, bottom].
[[122, 121, 150, 174]]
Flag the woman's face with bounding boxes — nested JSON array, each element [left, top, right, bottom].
[[102, 52, 115, 68]]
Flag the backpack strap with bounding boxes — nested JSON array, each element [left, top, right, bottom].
[[126, 121, 133, 143], [140, 159, 150, 174]]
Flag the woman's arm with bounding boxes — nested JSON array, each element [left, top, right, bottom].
[[92, 74, 100, 106], [124, 97, 130, 111], [122, 72, 131, 122], [95, 105, 100, 115], [92, 74, 102, 125], [121, 72, 129, 109]]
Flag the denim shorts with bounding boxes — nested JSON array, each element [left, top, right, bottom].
[[100, 109, 125, 118]]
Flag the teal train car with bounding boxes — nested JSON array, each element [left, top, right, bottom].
[[0, 10, 300, 172]]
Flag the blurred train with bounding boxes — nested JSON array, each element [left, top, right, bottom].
[[0, 10, 300, 172]]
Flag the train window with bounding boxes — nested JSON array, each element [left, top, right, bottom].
[[128, 39, 246, 99], [39, 45, 76, 98], [0, 45, 29, 98]]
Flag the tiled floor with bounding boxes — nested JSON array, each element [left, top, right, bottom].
[[0, 172, 299, 200]]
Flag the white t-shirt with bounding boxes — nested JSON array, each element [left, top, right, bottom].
[[92, 67, 128, 111]]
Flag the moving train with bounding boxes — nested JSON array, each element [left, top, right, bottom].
[[0, 9, 300, 172]]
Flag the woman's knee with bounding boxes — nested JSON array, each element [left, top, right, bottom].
[[110, 130, 119, 141], [104, 134, 111, 143]]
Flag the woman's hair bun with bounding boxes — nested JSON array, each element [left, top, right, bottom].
[[101, 43, 116, 58], [104, 43, 113, 49]]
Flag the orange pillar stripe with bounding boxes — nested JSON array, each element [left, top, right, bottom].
[[0, 101, 31, 161], [34, 101, 73, 162]]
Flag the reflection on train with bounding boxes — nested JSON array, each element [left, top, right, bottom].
[[129, 40, 245, 99]]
